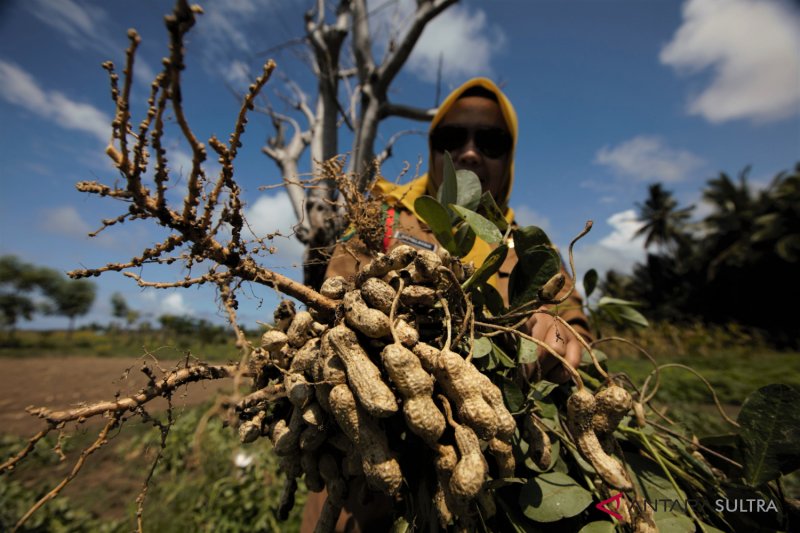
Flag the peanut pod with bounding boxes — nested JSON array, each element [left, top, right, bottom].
[[381, 343, 446, 445], [328, 383, 403, 496], [326, 325, 398, 418], [567, 388, 632, 490]]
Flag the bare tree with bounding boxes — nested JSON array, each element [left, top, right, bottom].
[[261, 0, 456, 287]]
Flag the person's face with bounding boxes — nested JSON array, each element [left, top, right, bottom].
[[430, 96, 511, 201]]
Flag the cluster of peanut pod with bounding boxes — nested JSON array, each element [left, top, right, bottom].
[[235, 245, 519, 531]]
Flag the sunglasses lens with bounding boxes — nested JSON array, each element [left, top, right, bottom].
[[475, 129, 512, 159], [430, 126, 512, 159], [430, 126, 468, 153]]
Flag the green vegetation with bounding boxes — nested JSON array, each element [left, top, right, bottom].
[[1, 403, 306, 532], [0, 322, 261, 360], [604, 162, 800, 348], [0, 255, 97, 335]]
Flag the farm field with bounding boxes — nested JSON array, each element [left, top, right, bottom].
[[1, 326, 798, 531]]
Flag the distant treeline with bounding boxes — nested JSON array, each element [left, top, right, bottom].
[[602, 162, 799, 348]]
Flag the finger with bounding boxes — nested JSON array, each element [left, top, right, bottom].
[[537, 323, 567, 378], [547, 336, 582, 384]]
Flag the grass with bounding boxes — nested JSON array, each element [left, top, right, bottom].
[[0, 329, 256, 361], [1, 402, 307, 532]]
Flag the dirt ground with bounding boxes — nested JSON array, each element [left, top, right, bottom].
[[0, 356, 230, 436]]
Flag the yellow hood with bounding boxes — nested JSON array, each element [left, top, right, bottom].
[[373, 78, 518, 269]]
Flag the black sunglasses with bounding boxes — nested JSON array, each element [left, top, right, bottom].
[[430, 125, 512, 159]]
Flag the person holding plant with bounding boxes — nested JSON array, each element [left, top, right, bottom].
[[301, 77, 592, 533]]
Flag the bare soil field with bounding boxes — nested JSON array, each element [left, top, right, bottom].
[[0, 356, 229, 436]]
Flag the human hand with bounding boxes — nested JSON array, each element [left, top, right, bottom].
[[523, 309, 583, 384]]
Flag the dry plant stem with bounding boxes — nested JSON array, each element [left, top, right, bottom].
[[27, 364, 238, 425], [0, 427, 52, 474], [116, 30, 139, 184], [553, 220, 593, 306], [220, 283, 253, 400], [551, 315, 608, 380], [474, 320, 583, 388], [642, 364, 739, 428], [389, 278, 405, 345], [124, 270, 228, 288], [237, 383, 287, 410], [135, 403, 173, 533], [592, 337, 661, 403], [440, 298, 453, 351], [13, 415, 120, 532]]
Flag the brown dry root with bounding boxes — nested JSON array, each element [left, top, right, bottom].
[[525, 413, 552, 470], [567, 388, 632, 491], [381, 343, 445, 445], [328, 383, 403, 496], [325, 325, 398, 418]]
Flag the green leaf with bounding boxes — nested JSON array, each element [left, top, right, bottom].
[[583, 269, 598, 298], [580, 348, 607, 366], [414, 195, 458, 254], [508, 246, 560, 308], [531, 380, 559, 401], [451, 205, 503, 244], [502, 377, 525, 412], [518, 337, 538, 365], [513, 226, 552, 250], [472, 337, 493, 359], [453, 222, 476, 257], [455, 169, 482, 211], [492, 341, 516, 369], [597, 297, 649, 328], [478, 191, 509, 232], [578, 521, 615, 533], [463, 244, 508, 291], [437, 151, 458, 208], [519, 472, 592, 522], [476, 283, 505, 315], [738, 384, 800, 486]]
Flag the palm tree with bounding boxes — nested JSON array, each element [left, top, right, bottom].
[[634, 183, 694, 253], [701, 168, 756, 279]]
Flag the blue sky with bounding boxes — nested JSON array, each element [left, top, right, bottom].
[[1, 0, 798, 330]]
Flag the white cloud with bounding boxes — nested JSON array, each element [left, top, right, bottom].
[[162, 293, 192, 315], [244, 192, 306, 263], [369, 0, 505, 82], [0, 60, 111, 142], [224, 60, 254, 87], [24, 0, 157, 84], [595, 136, 705, 183], [661, 0, 800, 123], [510, 204, 551, 234], [40, 206, 92, 237], [573, 209, 646, 282], [194, 1, 276, 85]]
